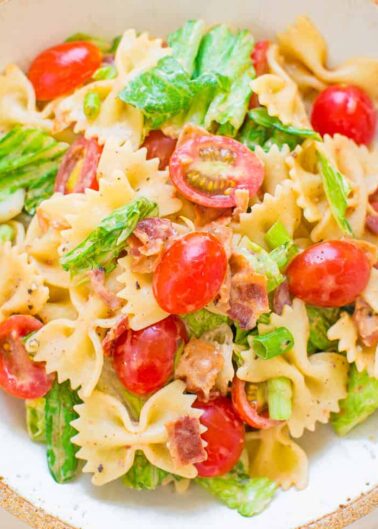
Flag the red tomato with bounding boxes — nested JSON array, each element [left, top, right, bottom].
[[28, 41, 102, 101], [0, 316, 53, 399], [55, 136, 102, 194], [112, 316, 187, 396], [142, 130, 177, 170], [231, 377, 279, 430], [287, 240, 371, 307], [194, 397, 245, 477], [252, 40, 270, 77], [153, 232, 227, 314], [311, 85, 376, 145], [169, 132, 264, 208]]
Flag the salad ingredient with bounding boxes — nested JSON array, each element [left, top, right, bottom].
[[112, 316, 187, 396], [252, 327, 294, 360], [181, 309, 229, 338], [353, 298, 378, 347], [236, 243, 284, 292], [306, 306, 340, 353], [0, 224, 14, 243], [123, 452, 171, 490], [88, 269, 121, 310], [311, 85, 376, 145], [153, 232, 227, 314], [65, 33, 119, 54], [267, 377, 293, 420], [317, 151, 352, 235], [194, 396, 245, 477], [54, 136, 102, 194], [231, 377, 279, 429], [251, 40, 270, 77], [45, 380, 81, 483], [142, 130, 177, 169], [272, 281, 292, 315], [28, 41, 102, 100], [0, 316, 53, 399], [25, 397, 46, 442], [168, 19, 206, 75], [265, 220, 292, 249], [331, 365, 378, 436], [169, 130, 264, 208], [166, 415, 206, 466], [83, 91, 101, 120], [60, 197, 158, 275], [197, 462, 277, 517], [287, 241, 371, 307], [92, 64, 118, 80]]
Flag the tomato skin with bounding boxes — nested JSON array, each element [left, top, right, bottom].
[[169, 133, 264, 208], [142, 130, 177, 170], [194, 397, 245, 477], [153, 232, 227, 314], [252, 40, 270, 77], [0, 316, 53, 399], [287, 240, 371, 307], [311, 85, 376, 145], [28, 41, 102, 100], [231, 377, 280, 429], [113, 316, 187, 396]]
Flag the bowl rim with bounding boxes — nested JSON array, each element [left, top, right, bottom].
[[0, 480, 377, 529]]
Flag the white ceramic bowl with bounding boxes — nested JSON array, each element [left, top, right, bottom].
[[0, 0, 377, 528]]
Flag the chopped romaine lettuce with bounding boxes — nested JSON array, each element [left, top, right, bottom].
[[331, 365, 378, 436], [181, 309, 229, 338], [167, 19, 206, 75], [267, 377, 292, 420], [237, 240, 284, 292], [306, 305, 340, 353], [25, 398, 46, 443], [196, 461, 277, 517], [317, 151, 352, 235], [60, 197, 158, 275], [123, 452, 170, 490]]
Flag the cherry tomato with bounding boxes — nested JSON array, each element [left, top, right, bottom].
[[287, 240, 371, 307], [311, 85, 376, 145], [252, 40, 270, 77], [153, 232, 227, 314], [0, 316, 53, 399], [28, 41, 102, 101], [194, 397, 245, 477], [169, 131, 264, 208], [112, 316, 187, 396], [142, 130, 177, 170], [55, 136, 101, 193], [231, 377, 279, 430]]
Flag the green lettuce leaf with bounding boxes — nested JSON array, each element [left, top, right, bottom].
[[237, 240, 284, 292], [306, 306, 340, 353], [60, 197, 158, 275], [196, 461, 277, 517], [65, 32, 120, 54], [25, 398, 46, 443], [167, 19, 206, 75], [181, 309, 229, 338], [123, 452, 171, 490], [317, 151, 352, 235], [331, 365, 378, 436]]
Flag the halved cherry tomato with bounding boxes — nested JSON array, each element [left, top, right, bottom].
[[311, 85, 376, 145], [0, 316, 53, 399], [142, 130, 177, 170], [55, 136, 102, 194], [194, 397, 245, 477], [287, 240, 371, 307], [231, 377, 279, 430], [153, 232, 227, 314], [112, 316, 187, 396], [28, 41, 102, 101], [252, 40, 270, 77], [169, 131, 264, 208]]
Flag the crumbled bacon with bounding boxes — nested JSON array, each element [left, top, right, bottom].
[[273, 280, 292, 315], [201, 216, 233, 259], [88, 268, 122, 310], [194, 205, 233, 227], [353, 297, 378, 348], [175, 338, 224, 401], [102, 316, 129, 356], [227, 253, 269, 329], [129, 218, 176, 273], [366, 214, 378, 235], [166, 416, 206, 467], [213, 265, 232, 312]]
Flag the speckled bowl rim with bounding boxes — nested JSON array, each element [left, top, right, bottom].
[[1, 480, 377, 529]]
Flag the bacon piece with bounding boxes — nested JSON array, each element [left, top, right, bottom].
[[166, 416, 206, 467], [353, 297, 378, 347], [129, 218, 176, 273], [201, 216, 233, 259], [273, 280, 292, 315], [366, 214, 378, 235], [227, 253, 269, 329], [175, 338, 224, 401], [213, 265, 232, 312], [194, 205, 233, 227], [102, 316, 129, 356], [88, 268, 121, 311]]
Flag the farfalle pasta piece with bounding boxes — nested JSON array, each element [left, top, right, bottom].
[[0, 65, 52, 133], [257, 144, 291, 196], [53, 30, 170, 146], [0, 242, 49, 322], [278, 16, 378, 99], [72, 380, 204, 485], [328, 312, 378, 379], [235, 181, 301, 249], [251, 45, 310, 128], [117, 255, 168, 331], [246, 424, 308, 490], [238, 299, 348, 437]]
